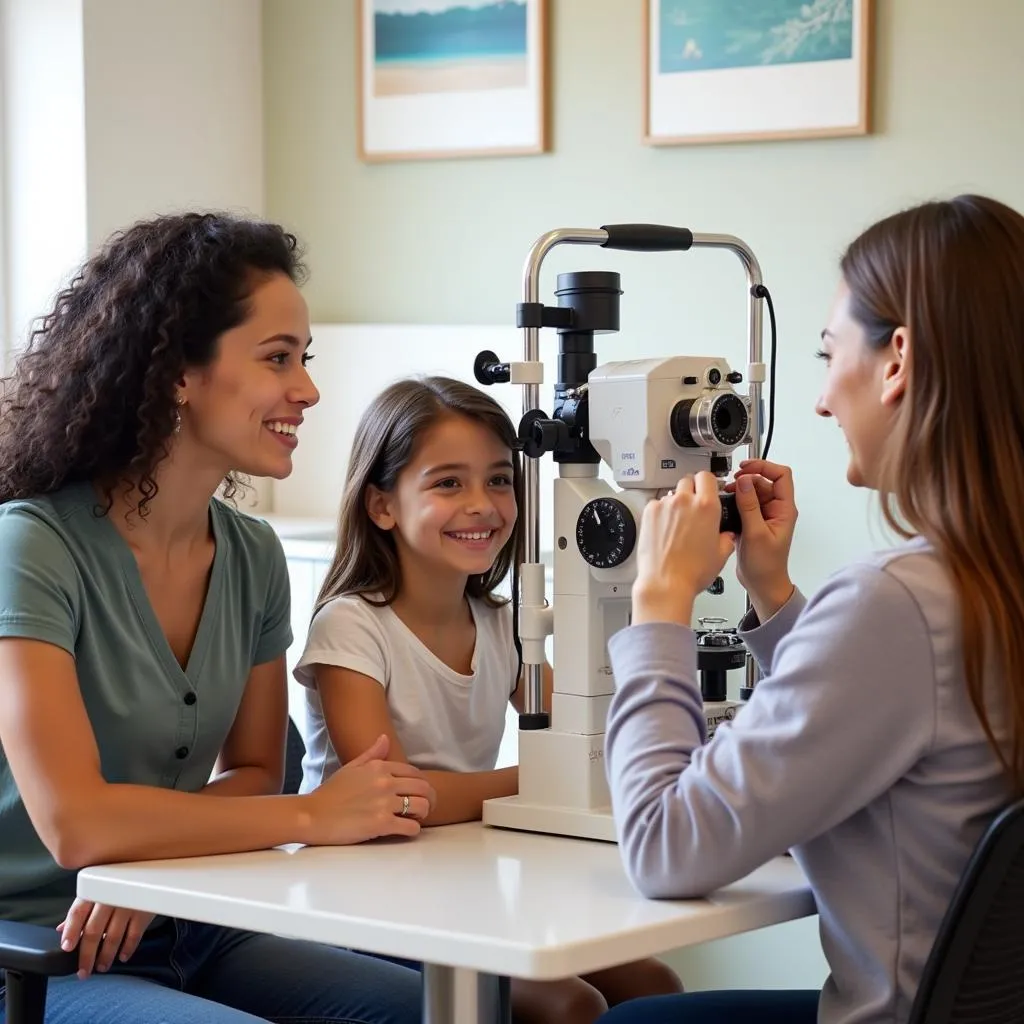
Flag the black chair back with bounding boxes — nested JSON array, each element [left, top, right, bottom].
[[909, 798, 1024, 1023], [284, 715, 306, 796]]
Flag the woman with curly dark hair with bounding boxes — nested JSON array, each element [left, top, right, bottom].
[[0, 212, 433, 1024]]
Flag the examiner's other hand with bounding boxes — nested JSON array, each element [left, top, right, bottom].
[[632, 472, 736, 626], [726, 459, 797, 620]]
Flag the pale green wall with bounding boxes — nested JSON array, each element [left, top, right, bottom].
[[263, 0, 1024, 599], [262, 0, 1024, 989], [263, 0, 1024, 326]]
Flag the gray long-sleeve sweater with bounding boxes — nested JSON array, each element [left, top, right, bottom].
[[606, 537, 1012, 1023]]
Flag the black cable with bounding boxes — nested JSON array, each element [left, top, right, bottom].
[[739, 284, 778, 703], [751, 284, 778, 460], [511, 561, 523, 691]]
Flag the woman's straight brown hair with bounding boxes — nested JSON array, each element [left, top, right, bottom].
[[842, 194, 1024, 790]]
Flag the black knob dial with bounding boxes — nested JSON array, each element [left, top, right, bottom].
[[576, 497, 636, 569]]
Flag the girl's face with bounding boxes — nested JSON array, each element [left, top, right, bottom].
[[367, 413, 517, 582], [179, 272, 319, 480]]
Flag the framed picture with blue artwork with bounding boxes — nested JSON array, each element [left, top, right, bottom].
[[644, 0, 873, 145], [358, 0, 548, 161]]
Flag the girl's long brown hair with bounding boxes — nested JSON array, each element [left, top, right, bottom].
[[842, 194, 1024, 789], [316, 375, 524, 613]]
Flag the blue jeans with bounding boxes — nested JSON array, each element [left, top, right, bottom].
[[598, 989, 820, 1024], [0, 916, 421, 1024]]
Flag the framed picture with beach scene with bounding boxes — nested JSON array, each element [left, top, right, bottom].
[[644, 0, 873, 146], [358, 0, 548, 161]]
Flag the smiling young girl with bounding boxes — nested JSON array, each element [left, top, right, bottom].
[[295, 375, 682, 1024]]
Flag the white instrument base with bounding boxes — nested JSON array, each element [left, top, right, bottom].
[[485, 701, 744, 843], [483, 795, 617, 843]]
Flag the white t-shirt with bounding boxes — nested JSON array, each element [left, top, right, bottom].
[[294, 593, 519, 793]]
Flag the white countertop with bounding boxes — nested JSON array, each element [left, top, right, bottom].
[[78, 823, 814, 980]]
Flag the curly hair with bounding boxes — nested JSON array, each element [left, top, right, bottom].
[[0, 211, 307, 516]]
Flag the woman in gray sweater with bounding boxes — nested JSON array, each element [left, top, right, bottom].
[[600, 194, 1023, 1024]]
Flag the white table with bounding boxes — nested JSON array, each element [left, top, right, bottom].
[[78, 823, 815, 1024]]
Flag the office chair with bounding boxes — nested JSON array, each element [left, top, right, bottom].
[[0, 715, 515, 1024], [907, 797, 1024, 1023], [0, 921, 76, 1024]]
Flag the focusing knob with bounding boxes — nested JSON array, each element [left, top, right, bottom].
[[518, 410, 566, 459], [474, 350, 509, 385], [534, 418, 569, 452]]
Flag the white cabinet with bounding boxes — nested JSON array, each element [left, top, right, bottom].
[[264, 520, 336, 734]]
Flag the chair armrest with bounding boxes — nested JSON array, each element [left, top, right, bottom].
[[0, 920, 78, 976]]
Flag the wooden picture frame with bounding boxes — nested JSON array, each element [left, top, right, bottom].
[[357, 0, 548, 162], [643, 0, 873, 146]]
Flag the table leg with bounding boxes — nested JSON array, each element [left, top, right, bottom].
[[422, 964, 505, 1024]]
